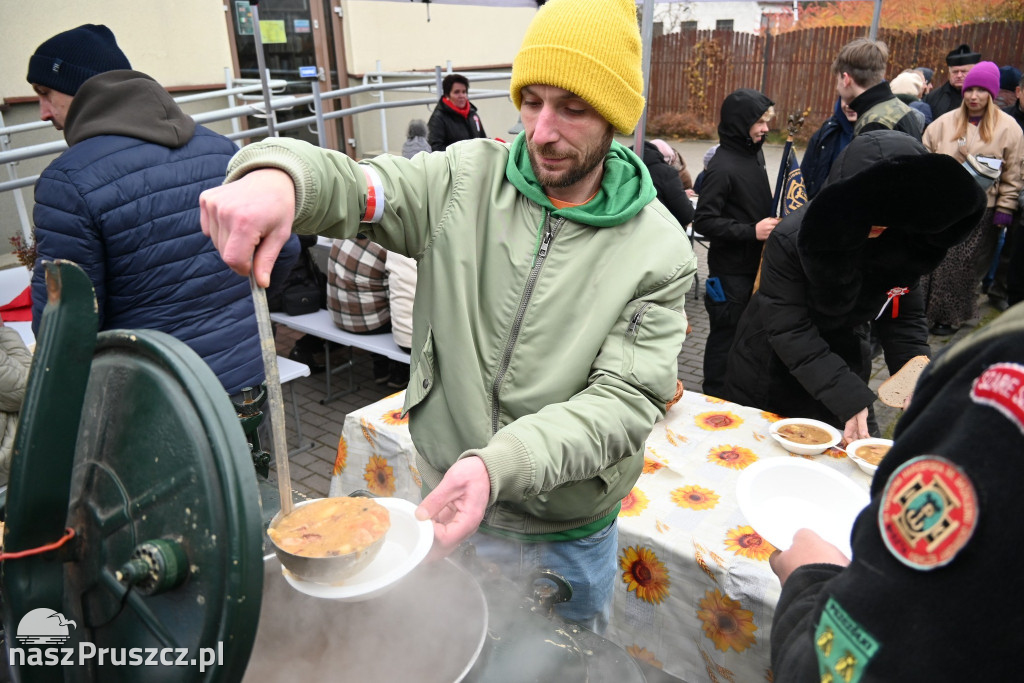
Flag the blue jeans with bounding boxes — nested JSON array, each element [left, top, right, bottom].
[[469, 520, 618, 634]]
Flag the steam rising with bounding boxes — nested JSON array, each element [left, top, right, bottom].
[[243, 557, 486, 682]]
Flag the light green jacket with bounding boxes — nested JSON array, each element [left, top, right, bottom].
[[227, 136, 696, 535]]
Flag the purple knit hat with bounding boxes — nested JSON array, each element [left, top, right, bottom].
[[962, 61, 1000, 99]]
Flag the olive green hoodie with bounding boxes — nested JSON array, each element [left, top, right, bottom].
[[227, 134, 696, 536]]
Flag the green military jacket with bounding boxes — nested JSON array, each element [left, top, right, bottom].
[[227, 135, 696, 535]]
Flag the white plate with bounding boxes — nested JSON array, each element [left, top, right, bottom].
[[280, 497, 433, 601], [769, 418, 842, 456], [736, 458, 870, 558]]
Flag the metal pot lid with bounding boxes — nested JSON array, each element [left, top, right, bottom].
[[2, 261, 264, 682]]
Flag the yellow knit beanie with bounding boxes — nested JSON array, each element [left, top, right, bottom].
[[510, 0, 645, 135]]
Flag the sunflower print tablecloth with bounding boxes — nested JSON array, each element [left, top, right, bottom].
[[328, 391, 420, 500], [610, 391, 870, 682], [329, 389, 871, 682]]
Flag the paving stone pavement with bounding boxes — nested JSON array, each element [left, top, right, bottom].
[[267, 138, 1007, 499]]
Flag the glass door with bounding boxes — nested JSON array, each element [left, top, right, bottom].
[[228, 0, 345, 149]]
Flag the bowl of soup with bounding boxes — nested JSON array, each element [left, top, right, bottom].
[[844, 438, 893, 475], [268, 496, 391, 585], [769, 418, 842, 456]]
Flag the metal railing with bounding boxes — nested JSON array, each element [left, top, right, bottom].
[[1, 64, 512, 242]]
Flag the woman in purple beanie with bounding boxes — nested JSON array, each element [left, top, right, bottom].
[[921, 61, 1024, 335]]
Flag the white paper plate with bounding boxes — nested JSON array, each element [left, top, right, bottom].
[[280, 497, 434, 601], [736, 458, 870, 558]]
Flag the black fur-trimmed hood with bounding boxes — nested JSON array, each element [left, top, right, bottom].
[[798, 131, 986, 320]]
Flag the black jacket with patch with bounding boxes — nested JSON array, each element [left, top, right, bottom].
[[723, 131, 984, 425], [771, 301, 1024, 681]]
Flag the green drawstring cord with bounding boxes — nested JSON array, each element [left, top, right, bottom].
[[531, 208, 547, 269]]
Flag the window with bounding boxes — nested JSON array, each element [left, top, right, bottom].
[[681, 21, 698, 31], [716, 19, 734, 31]]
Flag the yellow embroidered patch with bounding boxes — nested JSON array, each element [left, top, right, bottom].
[[814, 598, 878, 683]]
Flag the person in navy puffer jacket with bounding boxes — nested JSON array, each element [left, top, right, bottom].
[[26, 24, 298, 395]]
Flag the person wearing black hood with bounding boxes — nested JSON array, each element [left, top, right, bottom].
[[635, 140, 694, 228], [723, 131, 985, 444], [924, 44, 982, 121], [693, 88, 778, 397]]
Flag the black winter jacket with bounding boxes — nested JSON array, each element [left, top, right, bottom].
[[693, 89, 774, 275], [30, 70, 298, 395], [638, 142, 694, 228], [1003, 100, 1024, 132], [427, 98, 486, 151], [723, 131, 985, 426], [801, 99, 855, 200], [923, 81, 963, 122], [771, 302, 1024, 681]]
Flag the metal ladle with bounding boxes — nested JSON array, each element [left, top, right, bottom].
[[246, 1, 289, 516], [250, 269, 293, 518]]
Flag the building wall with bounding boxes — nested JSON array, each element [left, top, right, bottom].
[[340, 1, 528, 157], [655, 1, 783, 34], [0, 0, 232, 101], [341, 1, 534, 74], [0, 0, 237, 261]]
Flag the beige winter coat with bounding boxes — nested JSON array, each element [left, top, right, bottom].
[[923, 107, 1024, 215], [0, 325, 32, 483]]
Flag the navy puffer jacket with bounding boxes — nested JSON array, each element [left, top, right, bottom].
[[30, 70, 265, 395]]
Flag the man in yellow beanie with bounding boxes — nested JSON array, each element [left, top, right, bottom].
[[199, 0, 696, 632]]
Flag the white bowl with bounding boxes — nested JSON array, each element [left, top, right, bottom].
[[769, 418, 842, 456], [844, 438, 894, 475], [736, 457, 870, 558]]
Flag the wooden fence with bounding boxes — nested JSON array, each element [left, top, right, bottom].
[[648, 21, 1024, 141]]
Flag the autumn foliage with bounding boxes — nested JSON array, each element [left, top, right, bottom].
[[787, 0, 1024, 32]]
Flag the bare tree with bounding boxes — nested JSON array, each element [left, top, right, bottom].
[[654, 1, 697, 34]]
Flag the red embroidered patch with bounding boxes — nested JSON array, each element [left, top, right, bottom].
[[970, 363, 1024, 435], [879, 456, 978, 570]]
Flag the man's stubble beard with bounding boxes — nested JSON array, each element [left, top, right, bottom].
[[527, 127, 614, 189]]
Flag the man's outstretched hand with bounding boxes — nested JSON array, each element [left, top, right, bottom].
[[769, 528, 850, 586], [199, 168, 296, 288], [416, 456, 491, 559]]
